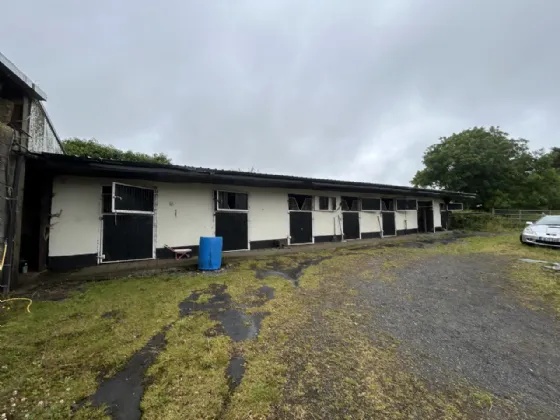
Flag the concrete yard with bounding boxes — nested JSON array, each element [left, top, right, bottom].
[[1, 233, 559, 419]]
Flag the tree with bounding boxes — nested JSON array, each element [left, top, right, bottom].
[[412, 126, 560, 209], [62, 138, 171, 164], [550, 147, 560, 170]]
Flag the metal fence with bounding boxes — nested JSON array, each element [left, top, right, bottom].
[[493, 209, 560, 223]]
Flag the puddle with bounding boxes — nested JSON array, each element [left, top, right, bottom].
[[217, 310, 270, 342], [257, 285, 275, 300], [179, 283, 275, 409], [178, 284, 230, 317], [79, 283, 274, 419], [226, 354, 245, 391], [81, 326, 171, 420], [256, 257, 330, 286]]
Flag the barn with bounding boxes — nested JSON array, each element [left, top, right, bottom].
[[23, 153, 472, 271]]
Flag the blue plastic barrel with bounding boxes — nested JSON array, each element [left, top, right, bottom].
[[198, 237, 223, 270]]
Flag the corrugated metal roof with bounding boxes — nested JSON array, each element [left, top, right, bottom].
[[35, 153, 476, 200]]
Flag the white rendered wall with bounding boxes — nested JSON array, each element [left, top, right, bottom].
[[246, 187, 289, 242], [49, 176, 447, 259], [433, 201, 442, 228], [50, 176, 102, 256], [360, 211, 382, 233], [312, 194, 340, 237], [395, 211, 419, 231], [156, 183, 214, 247]]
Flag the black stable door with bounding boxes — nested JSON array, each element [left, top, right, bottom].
[[440, 210, 449, 230], [103, 214, 153, 262], [290, 212, 313, 244], [215, 212, 248, 251], [343, 213, 360, 240], [417, 206, 435, 233], [382, 212, 396, 236]]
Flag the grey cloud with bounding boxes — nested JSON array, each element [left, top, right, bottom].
[[1, 0, 559, 184]]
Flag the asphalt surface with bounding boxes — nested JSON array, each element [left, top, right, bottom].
[[358, 253, 560, 419]]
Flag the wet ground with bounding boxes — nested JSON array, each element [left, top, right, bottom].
[[60, 233, 560, 419], [81, 283, 275, 419], [255, 256, 331, 286]]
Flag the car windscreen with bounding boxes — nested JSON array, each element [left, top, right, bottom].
[[535, 215, 560, 225]]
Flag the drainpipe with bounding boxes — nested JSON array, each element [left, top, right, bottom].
[[2, 153, 23, 293]]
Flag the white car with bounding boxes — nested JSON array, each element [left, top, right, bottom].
[[520, 215, 560, 248]]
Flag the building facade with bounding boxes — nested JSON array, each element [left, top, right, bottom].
[[33, 154, 470, 271]]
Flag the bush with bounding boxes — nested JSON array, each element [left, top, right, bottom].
[[449, 212, 523, 232]]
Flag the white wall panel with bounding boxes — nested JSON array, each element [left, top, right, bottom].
[[433, 201, 442, 228], [395, 211, 419, 231], [313, 211, 340, 236], [246, 188, 289, 242], [49, 176, 101, 256], [360, 212, 382, 233], [156, 184, 214, 247]]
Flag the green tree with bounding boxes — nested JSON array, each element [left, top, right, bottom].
[[550, 147, 560, 170], [62, 138, 171, 164], [412, 126, 560, 209]]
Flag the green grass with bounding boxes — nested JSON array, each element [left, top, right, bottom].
[[0, 272, 254, 419], [1, 233, 556, 419]]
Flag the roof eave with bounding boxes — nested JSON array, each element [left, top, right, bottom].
[[34, 153, 476, 200], [0, 52, 47, 101]]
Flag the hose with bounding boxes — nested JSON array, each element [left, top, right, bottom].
[[0, 241, 6, 271], [0, 297, 32, 313]]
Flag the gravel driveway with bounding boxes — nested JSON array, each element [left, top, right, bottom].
[[357, 253, 560, 419]]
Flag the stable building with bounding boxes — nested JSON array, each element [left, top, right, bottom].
[[26, 153, 472, 271]]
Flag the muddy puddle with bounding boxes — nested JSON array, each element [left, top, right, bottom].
[[80, 282, 274, 419], [256, 256, 330, 286], [83, 327, 170, 420]]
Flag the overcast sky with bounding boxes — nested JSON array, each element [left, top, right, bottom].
[[2, 0, 559, 185]]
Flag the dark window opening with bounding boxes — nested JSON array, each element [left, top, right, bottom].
[[417, 200, 433, 209], [362, 198, 381, 211], [318, 196, 336, 211], [396, 199, 417, 210], [113, 183, 155, 212], [381, 198, 394, 211], [288, 194, 313, 211], [341, 196, 360, 211], [447, 203, 463, 211], [102, 186, 112, 213], [217, 191, 248, 211]]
